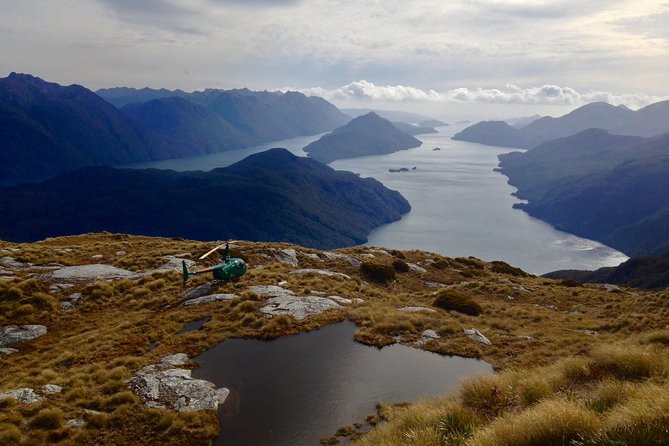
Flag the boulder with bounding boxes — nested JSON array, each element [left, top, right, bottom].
[[259, 295, 342, 321], [464, 328, 491, 346], [274, 248, 298, 266], [65, 419, 86, 427], [0, 388, 44, 404], [408, 263, 427, 273], [127, 354, 229, 412], [41, 384, 62, 395], [322, 252, 362, 267], [182, 293, 237, 306], [0, 325, 47, 348]]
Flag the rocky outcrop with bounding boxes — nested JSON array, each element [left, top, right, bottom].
[[259, 295, 343, 321], [274, 248, 298, 266], [47, 264, 139, 282], [464, 328, 491, 346], [41, 384, 62, 395], [127, 354, 229, 412], [154, 256, 196, 273], [0, 325, 47, 347], [0, 388, 44, 404], [0, 348, 19, 355], [322, 252, 362, 267], [182, 294, 237, 306]]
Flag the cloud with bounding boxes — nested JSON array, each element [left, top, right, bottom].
[[295, 80, 668, 108], [95, 0, 203, 34]]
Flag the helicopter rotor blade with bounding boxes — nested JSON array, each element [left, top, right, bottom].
[[199, 244, 226, 260]]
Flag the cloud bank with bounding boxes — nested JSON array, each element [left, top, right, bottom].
[[296, 81, 668, 108]]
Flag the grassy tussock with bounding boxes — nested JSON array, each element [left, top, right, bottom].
[[432, 290, 482, 316], [2, 234, 669, 445], [353, 342, 669, 446]]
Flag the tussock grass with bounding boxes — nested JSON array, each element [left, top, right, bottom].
[[433, 290, 482, 316], [2, 233, 668, 445]]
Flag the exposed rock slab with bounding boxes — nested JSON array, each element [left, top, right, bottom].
[[417, 329, 440, 345], [464, 328, 491, 346], [154, 256, 196, 273], [0, 325, 47, 348], [274, 248, 298, 266], [46, 264, 139, 282], [127, 354, 229, 412], [322, 252, 362, 267], [259, 295, 342, 321], [289, 269, 351, 279], [248, 285, 294, 297], [0, 388, 44, 404], [182, 293, 237, 306]]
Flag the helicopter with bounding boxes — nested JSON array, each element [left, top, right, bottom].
[[182, 241, 247, 284]]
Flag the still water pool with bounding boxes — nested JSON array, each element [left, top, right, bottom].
[[193, 321, 492, 446]]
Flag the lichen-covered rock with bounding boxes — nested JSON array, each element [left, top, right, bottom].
[[0, 325, 47, 347], [274, 248, 298, 266], [322, 252, 362, 267], [41, 384, 62, 395], [464, 328, 491, 346], [47, 264, 139, 282], [259, 296, 343, 321], [65, 418, 86, 427], [182, 293, 237, 306], [247, 285, 294, 297], [127, 354, 229, 412], [0, 388, 44, 404], [0, 348, 19, 355]]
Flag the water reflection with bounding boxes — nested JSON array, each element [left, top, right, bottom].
[[193, 321, 491, 446]]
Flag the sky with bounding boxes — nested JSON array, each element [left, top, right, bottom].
[[1, 0, 668, 119]]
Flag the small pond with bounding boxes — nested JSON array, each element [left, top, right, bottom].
[[193, 321, 492, 445]]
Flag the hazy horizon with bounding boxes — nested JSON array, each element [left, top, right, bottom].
[[2, 0, 668, 121]]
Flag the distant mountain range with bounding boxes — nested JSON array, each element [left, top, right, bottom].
[[0, 149, 410, 249], [0, 73, 349, 184], [303, 112, 422, 163], [0, 73, 179, 183], [545, 252, 669, 290], [454, 101, 669, 148], [499, 129, 669, 256]]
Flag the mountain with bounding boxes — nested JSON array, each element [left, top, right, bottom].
[[391, 121, 437, 136], [544, 252, 669, 290], [341, 108, 443, 124], [0, 148, 410, 249], [506, 114, 542, 128], [204, 89, 350, 142], [303, 112, 422, 163], [501, 131, 669, 256], [454, 100, 669, 148], [99, 86, 351, 143], [0, 73, 180, 184], [122, 97, 255, 155], [452, 121, 532, 148]]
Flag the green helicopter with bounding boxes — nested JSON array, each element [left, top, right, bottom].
[[182, 241, 247, 284]]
